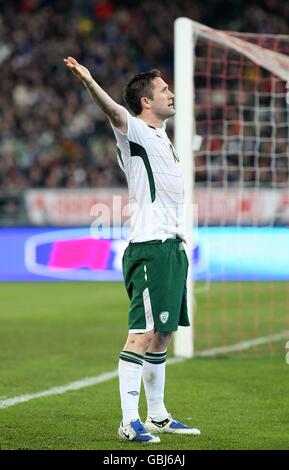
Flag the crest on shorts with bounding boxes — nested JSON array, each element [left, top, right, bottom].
[[159, 311, 169, 324]]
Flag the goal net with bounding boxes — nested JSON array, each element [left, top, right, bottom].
[[174, 19, 289, 358]]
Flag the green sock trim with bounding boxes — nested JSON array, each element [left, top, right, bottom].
[[119, 355, 143, 366], [122, 350, 144, 360], [144, 351, 167, 364], [144, 357, 166, 364], [145, 351, 167, 358], [119, 351, 144, 366]]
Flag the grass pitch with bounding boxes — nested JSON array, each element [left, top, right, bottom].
[[0, 282, 288, 450]]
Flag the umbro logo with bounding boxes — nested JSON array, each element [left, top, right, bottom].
[[159, 311, 169, 324], [128, 390, 140, 396]]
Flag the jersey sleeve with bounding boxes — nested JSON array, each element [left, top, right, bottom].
[[110, 109, 148, 168]]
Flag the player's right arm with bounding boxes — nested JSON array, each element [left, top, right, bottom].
[[63, 56, 127, 133]]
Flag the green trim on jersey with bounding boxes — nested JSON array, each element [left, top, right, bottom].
[[117, 146, 124, 168], [129, 141, 156, 202]]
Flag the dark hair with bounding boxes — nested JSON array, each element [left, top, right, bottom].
[[122, 69, 161, 115]]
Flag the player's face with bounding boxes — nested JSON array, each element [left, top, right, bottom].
[[150, 77, 175, 118]]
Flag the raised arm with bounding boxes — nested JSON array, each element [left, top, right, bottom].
[[63, 56, 127, 133]]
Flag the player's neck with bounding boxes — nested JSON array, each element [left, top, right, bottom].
[[137, 113, 164, 129]]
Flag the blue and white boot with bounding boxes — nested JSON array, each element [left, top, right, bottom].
[[118, 419, 160, 443], [145, 414, 201, 435]]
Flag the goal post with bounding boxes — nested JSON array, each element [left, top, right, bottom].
[[173, 18, 289, 358], [174, 17, 194, 358]]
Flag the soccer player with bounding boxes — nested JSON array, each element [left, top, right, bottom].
[[64, 56, 200, 443]]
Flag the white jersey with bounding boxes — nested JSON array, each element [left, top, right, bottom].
[[111, 109, 185, 242]]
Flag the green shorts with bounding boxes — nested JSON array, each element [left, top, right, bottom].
[[122, 238, 190, 333]]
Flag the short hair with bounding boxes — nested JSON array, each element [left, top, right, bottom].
[[122, 69, 161, 115]]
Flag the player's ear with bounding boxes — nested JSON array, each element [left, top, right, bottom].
[[140, 96, 151, 110]]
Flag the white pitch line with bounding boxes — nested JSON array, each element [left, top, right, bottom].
[[0, 370, 118, 409], [194, 330, 289, 357], [0, 332, 288, 410], [0, 357, 183, 410]]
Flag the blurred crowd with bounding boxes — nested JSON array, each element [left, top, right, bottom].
[[194, 34, 289, 187], [0, 0, 289, 196]]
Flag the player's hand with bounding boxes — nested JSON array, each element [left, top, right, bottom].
[[63, 56, 92, 85]]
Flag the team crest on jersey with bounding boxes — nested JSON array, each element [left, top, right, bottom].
[[159, 311, 169, 324]]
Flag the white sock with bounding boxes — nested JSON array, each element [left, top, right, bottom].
[[118, 351, 144, 426], [142, 350, 169, 421]]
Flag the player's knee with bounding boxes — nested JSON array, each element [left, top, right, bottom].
[[124, 330, 154, 354], [154, 331, 173, 350]]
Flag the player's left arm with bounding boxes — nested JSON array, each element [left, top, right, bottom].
[[64, 56, 127, 133]]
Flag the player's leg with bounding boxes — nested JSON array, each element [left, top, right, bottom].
[[118, 331, 161, 443], [141, 239, 200, 435], [123, 331, 154, 355], [143, 330, 200, 435], [142, 331, 172, 422], [140, 239, 182, 425], [119, 241, 162, 443], [119, 330, 154, 428], [118, 329, 160, 443]]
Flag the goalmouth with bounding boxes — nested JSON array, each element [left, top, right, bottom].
[[173, 17, 289, 358]]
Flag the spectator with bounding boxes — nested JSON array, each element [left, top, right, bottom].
[[0, 0, 289, 192]]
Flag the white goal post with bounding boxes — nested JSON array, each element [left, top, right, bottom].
[[174, 18, 194, 358], [173, 18, 289, 358]]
